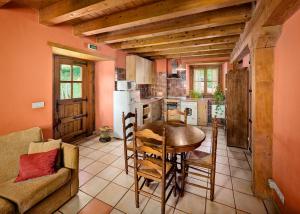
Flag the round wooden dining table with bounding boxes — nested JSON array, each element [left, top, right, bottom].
[[140, 120, 206, 153]]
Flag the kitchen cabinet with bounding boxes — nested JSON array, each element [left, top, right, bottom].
[[198, 99, 208, 126], [126, 55, 154, 84]]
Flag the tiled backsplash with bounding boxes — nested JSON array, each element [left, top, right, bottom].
[[136, 84, 154, 99], [152, 71, 187, 97], [167, 78, 187, 97]]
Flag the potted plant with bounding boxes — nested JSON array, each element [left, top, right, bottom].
[[190, 90, 202, 99], [212, 86, 225, 119]]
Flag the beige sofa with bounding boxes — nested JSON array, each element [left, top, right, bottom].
[[0, 127, 79, 214]]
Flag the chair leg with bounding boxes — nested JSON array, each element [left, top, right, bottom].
[[173, 154, 177, 197], [124, 147, 129, 174], [181, 160, 187, 197], [161, 180, 166, 214], [210, 168, 215, 201], [135, 175, 140, 208]]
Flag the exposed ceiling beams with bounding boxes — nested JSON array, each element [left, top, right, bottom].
[[125, 35, 240, 53], [73, 0, 254, 36], [151, 51, 232, 59], [21, 0, 258, 61], [0, 0, 10, 7], [140, 43, 235, 57], [39, 0, 139, 25], [109, 23, 245, 49], [96, 4, 252, 43]]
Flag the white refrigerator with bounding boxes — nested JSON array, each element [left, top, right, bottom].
[[113, 90, 140, 139]]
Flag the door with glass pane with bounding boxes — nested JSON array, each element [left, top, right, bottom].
[[53, 56, 95, 142]]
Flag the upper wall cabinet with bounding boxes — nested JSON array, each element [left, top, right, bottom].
[[126, 55, 154, 84]]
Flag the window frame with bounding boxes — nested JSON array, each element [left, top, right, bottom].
[[59, 64, 83, 100], [191, 65, 222, 97]]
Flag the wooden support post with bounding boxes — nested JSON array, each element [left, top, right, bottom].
[[250, 26, 281, 198]]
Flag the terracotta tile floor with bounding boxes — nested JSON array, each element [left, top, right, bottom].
[[55, 127, 275, 214]]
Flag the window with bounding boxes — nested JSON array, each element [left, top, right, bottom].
[[193, 66, 219, 95], [60, 64, 83, 100]]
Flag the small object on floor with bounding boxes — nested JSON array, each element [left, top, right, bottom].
[[99, 126, 112, 143]]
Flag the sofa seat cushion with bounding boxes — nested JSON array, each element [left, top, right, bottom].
[[0, 197, 16, 214], [0, 168, 71, 214]]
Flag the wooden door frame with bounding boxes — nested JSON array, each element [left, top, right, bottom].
[[52, 54, 95, 141]]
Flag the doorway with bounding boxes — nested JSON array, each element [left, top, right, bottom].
[[53, 55, 95, 143]]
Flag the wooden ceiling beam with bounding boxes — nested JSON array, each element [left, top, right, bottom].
[[140, 43, 235, 57], [109, 23, 245, 49], [231, 0, 300, 62], [96, 4, 252, 43], [151, 52, 231, 59], [39, 0, 136, 25], [0, 0, 10, 7], [74, 0, 254, 36], [125, 35, 240, 53]]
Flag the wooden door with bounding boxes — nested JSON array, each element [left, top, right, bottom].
[[226, 68, 249, 148], [53, 55, 95, 143]]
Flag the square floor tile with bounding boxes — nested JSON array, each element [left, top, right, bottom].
[[232, 177, 253, 195], [84, 161, 108, 175], [217, 149, 228, 157], [85, 150, 107, 160], [229, 158, 250, 170], [116, 190, 149, 214], [87, 142, 106, 150], [97, 165, 122, 181], [228, 151, 246, 160], [80, 176, 110, 197], [96, 182, 128, 206], [79, 157, 95, 170], [216, 163, 230, 175], [213, 186, 235, 208], [99, 144, 117, 153], [111, 157, 126, 169], [234, 191, 267, 214], [80, 147, 95, 156], [215, 173, 232, 189], [113, 171, 134, 188], [216, 156, 229, 165], [110, 209, 125, 214], [79, 170, 94, 187], [98, 153, 119, 165], [230, 167, 252, 181], [176, 192, 205, 214], [59, 191, 92, 214], [206, 200, 236, 214], [142, 198, 174, 214], [78, 198, 112, 214]]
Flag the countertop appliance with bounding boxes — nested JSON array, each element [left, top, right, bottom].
[[116, 80, 136, 91], [113, 90, 140, 139]]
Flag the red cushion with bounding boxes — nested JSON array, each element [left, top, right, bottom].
[[15, 149, 59, 182]]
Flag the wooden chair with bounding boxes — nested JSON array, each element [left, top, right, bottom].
[[165, 109, 187, 125], [181, 117, 218, 200], [122, 109, 137, 174], [133, 128, 176, 214]]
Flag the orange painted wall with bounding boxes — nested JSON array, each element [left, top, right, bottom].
[[0, 7, 125, 138], [95, 61, 116, 129], [273, 9, 300, 213]]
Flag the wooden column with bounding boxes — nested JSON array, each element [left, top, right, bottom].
[[250, 26, 281, 198]]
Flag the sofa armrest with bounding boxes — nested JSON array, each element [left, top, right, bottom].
[[61, 143, 79, 170], [61, 143, 79, 196]]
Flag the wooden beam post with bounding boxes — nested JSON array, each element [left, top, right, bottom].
[[250, 26, 282, 198]]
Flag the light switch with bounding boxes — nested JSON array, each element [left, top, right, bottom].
[[32, 101, 45, 109]]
